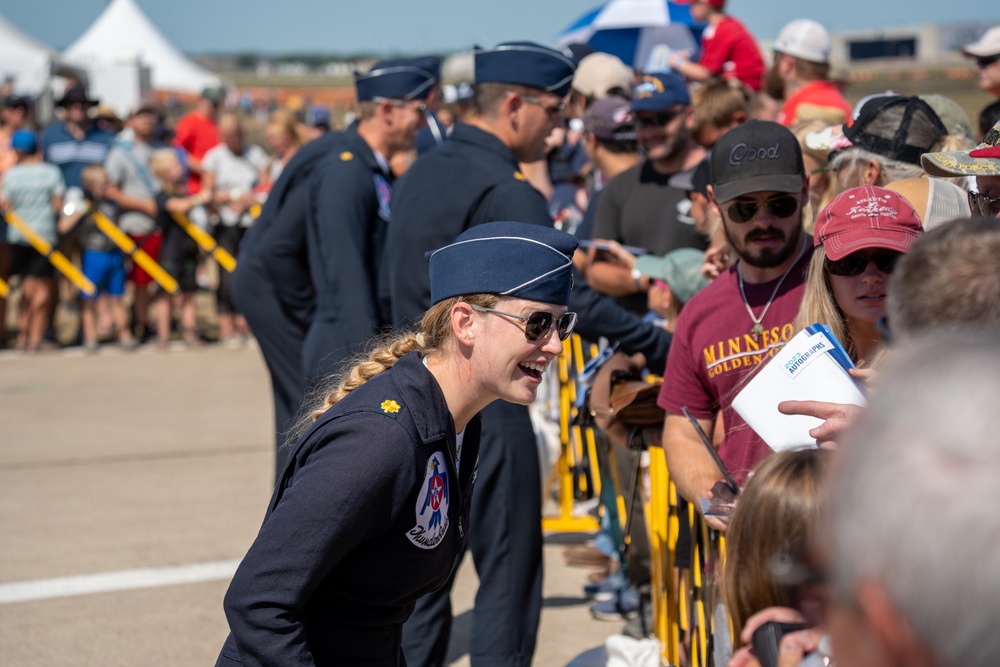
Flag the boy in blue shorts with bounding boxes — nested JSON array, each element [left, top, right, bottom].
[[58, 164, 136, 351]]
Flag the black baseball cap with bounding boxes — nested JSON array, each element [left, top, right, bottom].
[[843, 95, 946, 166], [709, 120, 805, 203]]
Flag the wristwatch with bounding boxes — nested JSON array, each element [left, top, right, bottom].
[[631, 267, 643, 292]]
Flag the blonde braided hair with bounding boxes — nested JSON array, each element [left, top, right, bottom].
[[307, 293, 500, 421]]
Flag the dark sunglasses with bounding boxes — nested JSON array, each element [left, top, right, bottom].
[[976, 53, 1000, 69], [470, 304, 578, 341], [826, 250, 901, 276], [634, 108, 682, 129], [969, 190, 1000, 218], [726, 195, 799, 223]]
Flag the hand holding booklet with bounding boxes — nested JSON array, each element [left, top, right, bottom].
[[732, 324, 867, 452]]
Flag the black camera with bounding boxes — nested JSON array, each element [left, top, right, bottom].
[[751, 620, 812, 667]]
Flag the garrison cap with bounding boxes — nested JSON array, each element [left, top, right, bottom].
[[428, 221, 578, 306], [474, 41, 577, 97], [410, 56, 442, 85], [355, 58, 437, 101]]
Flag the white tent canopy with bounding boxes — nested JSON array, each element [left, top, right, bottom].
[[0, 12, 80, 95], [63, 0, 221, 94]]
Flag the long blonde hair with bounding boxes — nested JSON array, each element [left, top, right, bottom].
[[793, 246, 855, 359]]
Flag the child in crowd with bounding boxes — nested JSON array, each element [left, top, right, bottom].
[[145, 148, 209, 349], [1, 130, 64, 352], [57, 164, 136, 351]]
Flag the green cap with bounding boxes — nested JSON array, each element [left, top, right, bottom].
[[636, 248, 709, 305]]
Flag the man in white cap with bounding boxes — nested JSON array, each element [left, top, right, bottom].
[[766, 19, 852, 126], [964, 26, 1000, 98]]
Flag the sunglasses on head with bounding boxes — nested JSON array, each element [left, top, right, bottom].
[[969, 190, 1000, 218], [726, 195, 799, 223], [826, 249, 902, 276], [634, 108, 683, 129], [470, 304, 578, 341], [976, 53, 1000, 69]]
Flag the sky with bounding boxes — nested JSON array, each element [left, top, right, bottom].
[[1, 0, 997, 56]]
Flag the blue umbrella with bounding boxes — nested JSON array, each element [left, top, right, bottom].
[[557, 0, 703, 71]]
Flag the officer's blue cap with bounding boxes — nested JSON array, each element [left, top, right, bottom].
[[474, 41, 578, 98], [428, 221, 578, 306], [410, 56, 442, 84], [630, 72, 690, 112], [355, 58, 437, 102]]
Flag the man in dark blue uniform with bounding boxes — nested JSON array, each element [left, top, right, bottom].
[[231, 59, 436, 477], [302, 59, 435, 385], [386, 41, 670, 667]]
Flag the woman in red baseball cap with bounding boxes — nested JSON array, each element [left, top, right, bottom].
[[794, 185, 923, 365]]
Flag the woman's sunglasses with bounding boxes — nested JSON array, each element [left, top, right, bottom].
[[826, 250, 902, 276], [470, 305, 578, 341], [726, 195, 799, 223]]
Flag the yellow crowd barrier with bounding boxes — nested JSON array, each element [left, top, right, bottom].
[[3, 212, 96, 296], [548, 337, 727, 666], [89, 210, 179, 295], [170, 212, 237, 273], [0, 276, 9, 298]]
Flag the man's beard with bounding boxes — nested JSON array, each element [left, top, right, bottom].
[[764, 63, 786, 101], [724, 218, 803, 269], [644, 123, 690, 163]]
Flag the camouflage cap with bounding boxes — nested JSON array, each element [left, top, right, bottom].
[[922, 119, 1000, 177]]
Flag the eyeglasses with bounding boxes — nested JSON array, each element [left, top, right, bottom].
[[470, 304, 578, 341], [520, 95, 565, 119], [826, 250, 902, 276], [634, 108, 683, 129], [726, 195, 800, 223], [969, 190, 1000, 218], [975, 53, 1000, 69]]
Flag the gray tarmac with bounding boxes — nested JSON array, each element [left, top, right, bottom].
[[0, 342, 623, 666]]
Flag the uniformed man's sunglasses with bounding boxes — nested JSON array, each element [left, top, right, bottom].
[[470, 305, 578, 341], [826, 250, 901, 276], [727, 195, 799, 223], [520, 95, 566, 119]]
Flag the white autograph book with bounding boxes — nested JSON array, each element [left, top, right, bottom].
[[731, 323, 867, 452]]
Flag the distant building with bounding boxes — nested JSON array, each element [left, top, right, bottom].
[[830, 22, 996, 65]]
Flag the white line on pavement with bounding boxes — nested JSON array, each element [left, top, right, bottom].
[[0, 559, 241, 604]]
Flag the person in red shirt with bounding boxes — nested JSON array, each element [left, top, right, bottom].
[[670, 0, 765, 92], [767, 19, 853, 127], [173, 87, 222, 194]]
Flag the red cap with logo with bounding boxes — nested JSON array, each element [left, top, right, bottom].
[[814, 185, 923, 261]]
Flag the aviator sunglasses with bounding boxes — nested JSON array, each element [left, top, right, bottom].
[[470, 305, 578, 341], [968, 190, 1000, 218], [826, 250, 902, 276], [727, 195, 799, 223]]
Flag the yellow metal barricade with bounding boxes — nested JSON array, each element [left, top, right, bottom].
[[3, 212, 96, 295], [170, 212, 237, 273], [0, 276, 9, 298], [89, 210, 179, 295], [543, 334, 601, 534]]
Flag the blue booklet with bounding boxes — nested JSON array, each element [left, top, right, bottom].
[[731, 323, 867, 451]]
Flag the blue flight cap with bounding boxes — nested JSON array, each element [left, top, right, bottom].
[[410, 56, 442, 85], [428, 221, 578, 306], [355, 58, 437, 101], [631, 72, 690, 112], [475, 41, 578, 97]]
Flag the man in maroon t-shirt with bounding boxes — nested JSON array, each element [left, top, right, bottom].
[[658, 121, 812, 527]]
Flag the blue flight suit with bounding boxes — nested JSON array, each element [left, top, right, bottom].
[[302, 128, 393, 384], [385, 122, 670, 667], [216, 351, 481, 667], [231, 132, 344, 476]]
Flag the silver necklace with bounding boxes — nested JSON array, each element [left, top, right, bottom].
[[737, 238, 807, 342]]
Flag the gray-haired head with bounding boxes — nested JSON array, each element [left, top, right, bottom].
[[828, 330, 1000, 667]]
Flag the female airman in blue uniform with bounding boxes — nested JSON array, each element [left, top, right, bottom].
[[215, 221, 578, 667]]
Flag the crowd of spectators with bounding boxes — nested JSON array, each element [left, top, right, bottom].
[[2, 10, 1000, 667]]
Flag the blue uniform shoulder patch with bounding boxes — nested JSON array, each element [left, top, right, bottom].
[[407, 451, 450, 549]]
